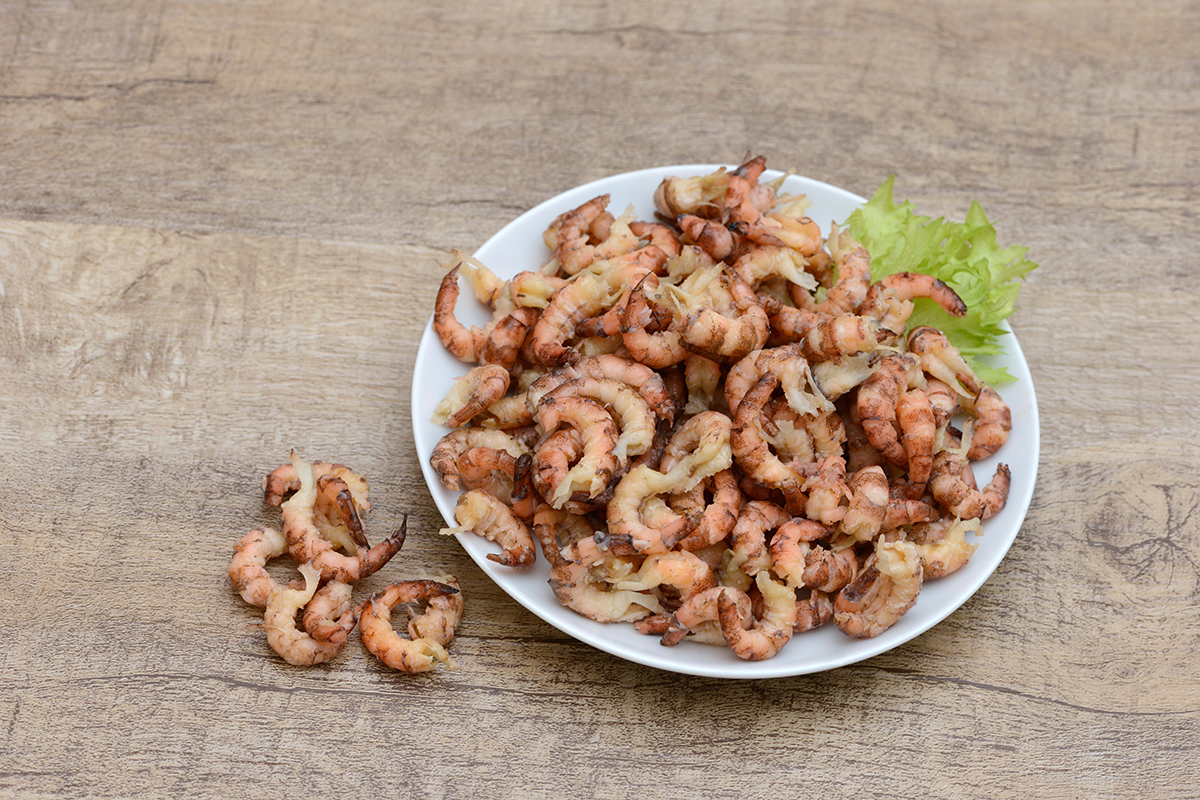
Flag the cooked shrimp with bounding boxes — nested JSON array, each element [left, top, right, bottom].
[[431, 364, 512, 429], [538, 376, 656, 462], [833, 539, 923, 639], [433, 265, 489, 363], [683, 354, 722, 416], [478, 307, 539, 371], [430, 427, 530, 491], [730, 373, 803, 499], [960, 382, 1012, 461], [924, 377, 960, 429], [668, 268, 769, 361], [665, 469, 742, 551], [620, 283, 689, 368], [798, 455, 851, 526], [653, 168, 730, 220], [661, 586, 751, 647], [840, 465, 888, 542], [730, 246, 818, 293], [263, 563, 347, 666], [533, 394, 620, 506], [856, 353, 919, 468], [801, 544, 859, 593], [768, 518, 827, 588], [613, 551, 717, 603], [806, 245, 873, 315], [629, 220, 682, 258], [302, 579, 357, 645], [439, 489, 537, 568], [907, 325, 980, 396], [358, 580, 462, 673], [281, 454, 406, 583], [678, 214, 739, 262], [527, 354, 677, 423], [229, 526, 291, 608], [842, 392, 888, 473], [729, 500, 793, 577], [929, 450, 1011, 520], [406, 575, 465, 646], [897, 388, 936, 496], [793, 588, 834, 633], [549, 536, 661, 622], [908, 517, 981, 579], [550, 195, 640, 274], [718, 571, 797, 661]]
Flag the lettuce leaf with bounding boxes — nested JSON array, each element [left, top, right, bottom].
[[845, 175, 1037, 384]]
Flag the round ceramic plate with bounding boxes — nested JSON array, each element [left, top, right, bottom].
[[411, 165, 1039, 679]]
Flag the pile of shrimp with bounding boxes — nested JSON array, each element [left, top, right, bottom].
[[428, 154, 1014, 661], [228, 451, 464, 672]]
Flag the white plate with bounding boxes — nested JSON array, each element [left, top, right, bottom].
[[412, 165, 1039, 679]]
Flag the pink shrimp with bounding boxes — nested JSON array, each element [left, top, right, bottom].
[[929, 450, 1011, 520], [358, 580, 462, 672]]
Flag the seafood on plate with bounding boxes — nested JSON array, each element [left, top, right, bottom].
[[428, 154, 1019, 660]]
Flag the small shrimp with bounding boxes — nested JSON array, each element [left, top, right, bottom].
[[629, 220, 682, 258], [406, 575, 464, 646], [759, 294, 829, 345], [263, 563, 347, 666], [620, 283, 689, 368], [433, 265, 487, 363], [924, 378, 960, 429], [549, 194, 639, 274], [613, 551, 717, 605], [430, 427, 530, 491], [801, 544, 859, 594], [960, 381, 1012, 461], [654, 168, 730, 220], [263, 461, 371, 514], [661, 586, 751, 647], [840, 466, 888, 542], [718, 571, 797, 661], [764, 213, 823, 258], [281, 454, 406, 583], [729, 500, 793, 578], [908, 517, 981, 579], [527, 354, 677, 424], [439, 489, 537, 568], [800, 314, 883, 364], [533, 394, 620, 507], [808, 245, 873, 315], [856, 353, 919, 468], [302, 579, 357, 645], [538, 376, 656, 462], [907, 326, 981, 396], [865, 272, 967, 318], [798, 455, 851, 526], [793, 588, 834, 633], [678, 214, 739, 262], [549, 536, 661, 623], [833, 539, 924, 639], [897, 388, 936, 496], [929, 450, 1011, 520], [670, 269, 770, 361], [730, 373, 803, 498], [842, 392, 888, 473], [683, 354, 722, 416], [730, 247, 817, 293], [884, 495, 941, 530], [665, 469, 742, 551], [431, 363, 512, 429], [358, 580, 462, 673], [768, 518, 828, 588], [229, 526, 290, 608]]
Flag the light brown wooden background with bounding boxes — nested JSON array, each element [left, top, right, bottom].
[[2, 2, 1197, 798]]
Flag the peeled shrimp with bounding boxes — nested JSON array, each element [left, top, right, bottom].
[[533, 394, 620, 507], [960, 382, 1012, 461], [839, 466, 888, 542], [549, 536, 661, 623], [281, 453, 406, 583], [613, 551, 717, 603], [856, 353, 919, 468], [661, 586, 750, 647], [358, 580, 462, 672], [909, 517, 981, 579], [897, 388, 936, 496], [729, 500, 793, 577], [929, 450, 1011, 520], [431, 363, 512, 429], [263, 563, 347, 666], [229, 526, 291, 608], [302, 579, 358, 645], [439, 489, 537, 568], [430, 427, 530, 492], [834, 539, 923, 639], [718, 571, 797, 661], [406, 575, 465, 646], [768, 518, 828, 589]]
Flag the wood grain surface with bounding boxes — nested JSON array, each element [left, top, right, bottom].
[[2, 2, 1198, 798]]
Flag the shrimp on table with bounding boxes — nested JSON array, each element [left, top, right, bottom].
[[833, 539, 923, 639], [281, 453, 406, 583], [406, 575, 465, 647], [263, 563, 348, 666], [302, 579, 358, 645], [358, 580, 462, 673], [229, 526, 291, 608]]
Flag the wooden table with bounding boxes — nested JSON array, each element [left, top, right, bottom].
[[2, 2, 1197, 798]]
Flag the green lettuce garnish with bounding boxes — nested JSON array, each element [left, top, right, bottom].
[[846, 175, 1037, 384]]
